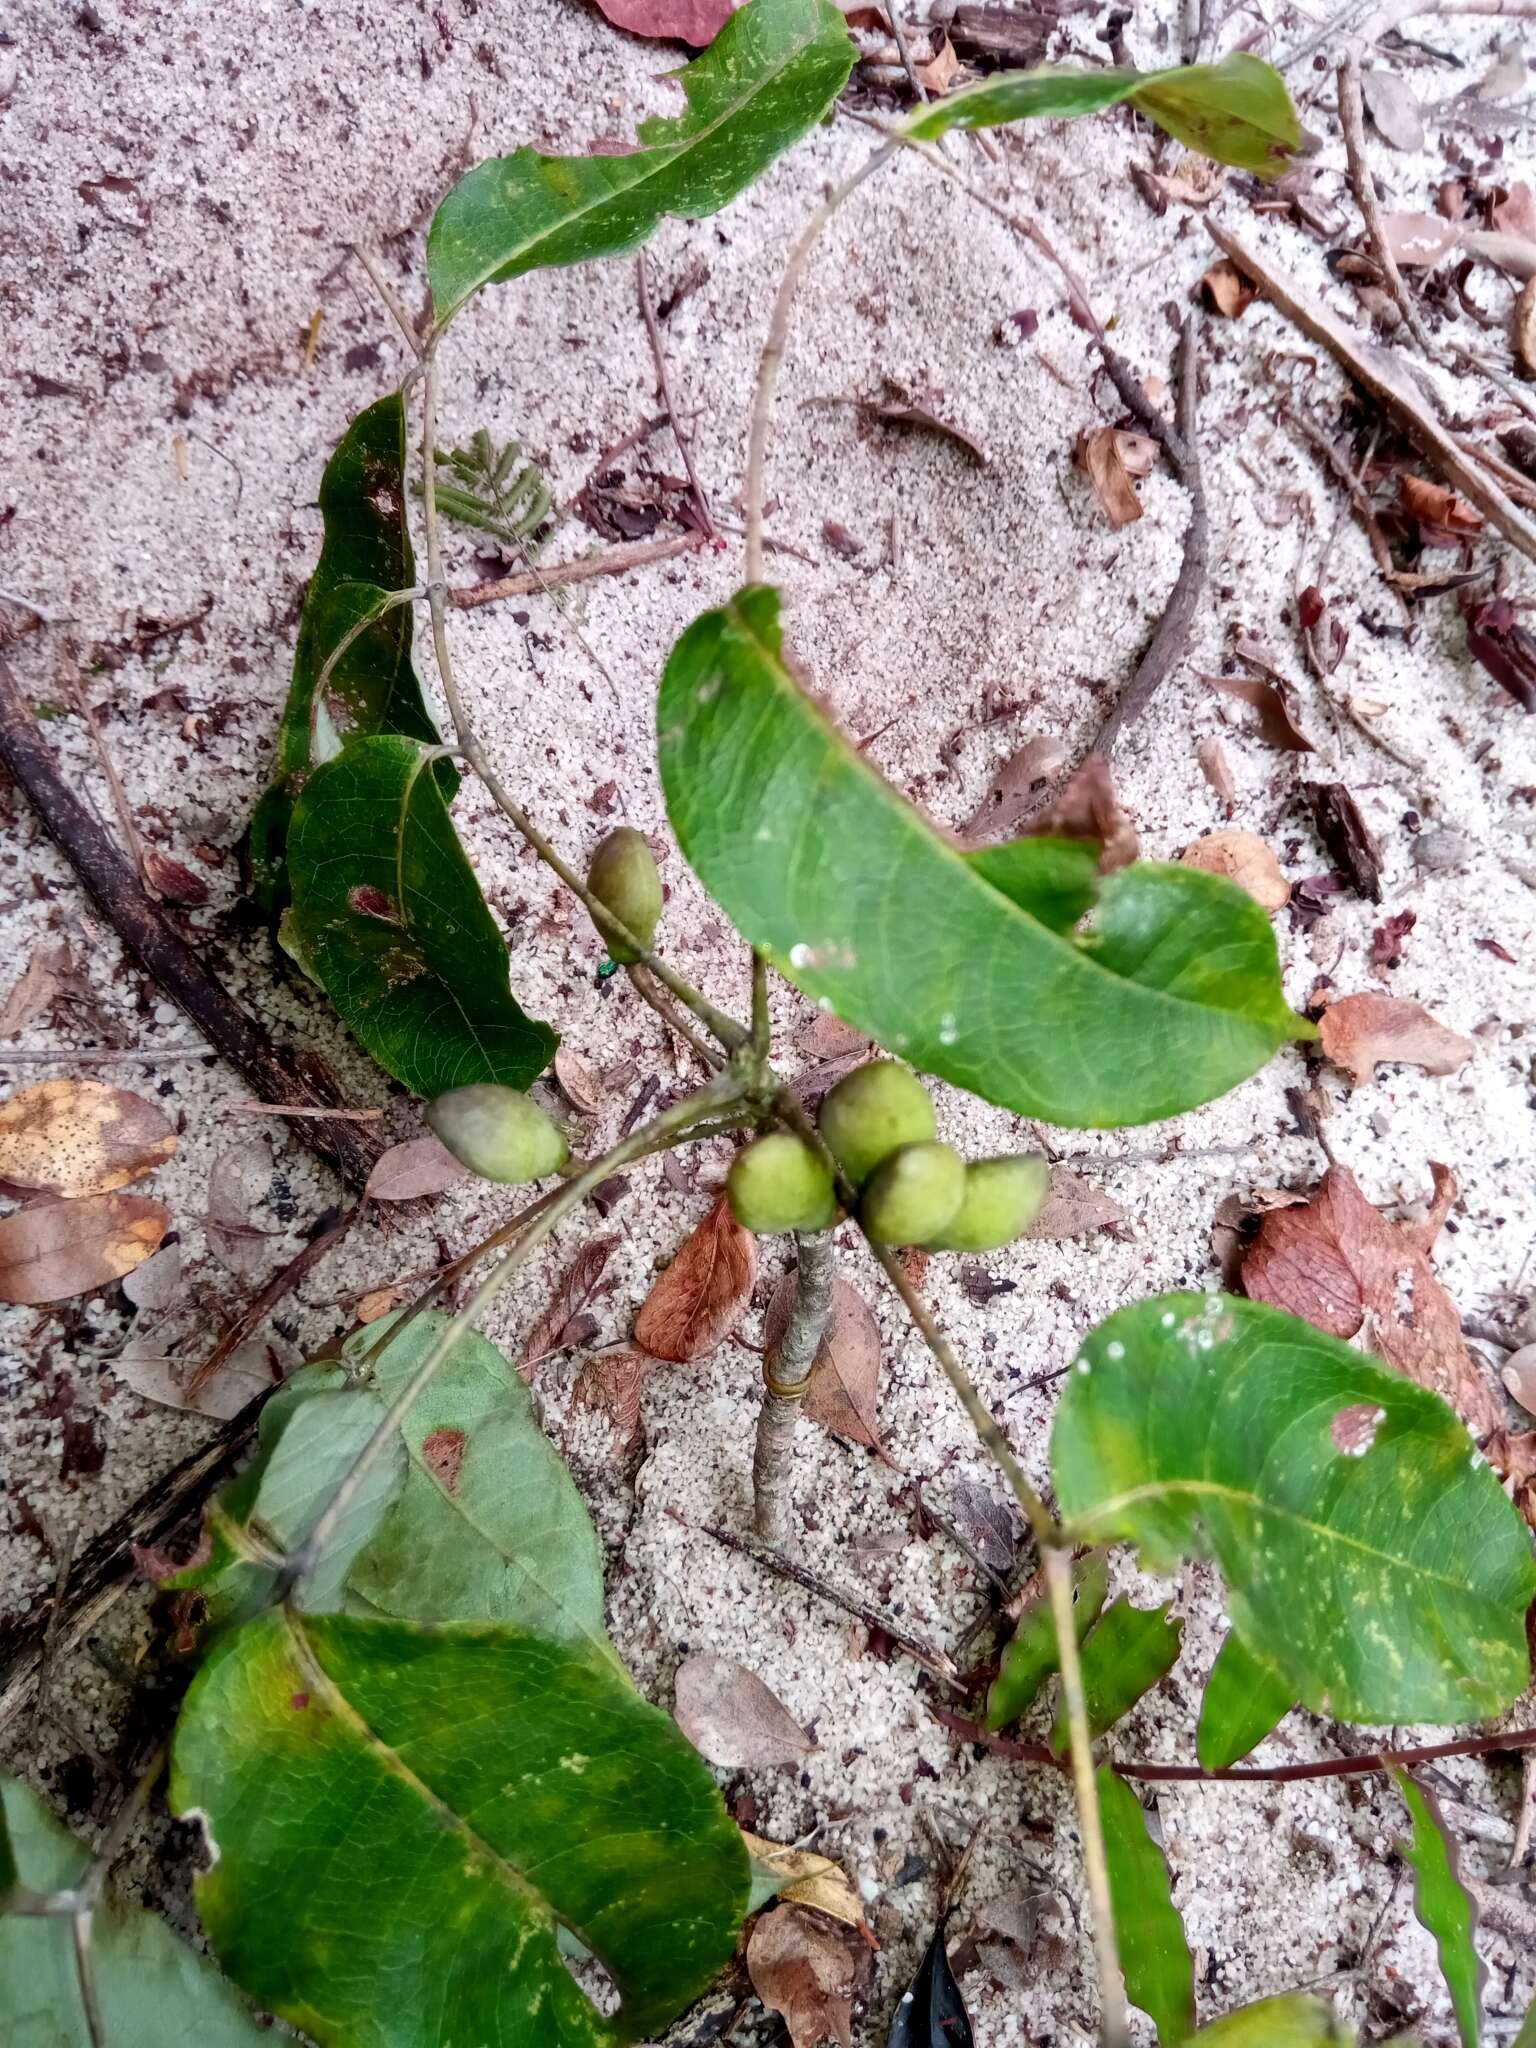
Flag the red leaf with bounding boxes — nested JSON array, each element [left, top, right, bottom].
[[633, 1197, 755, 1361], [593, 0, 737, 42]]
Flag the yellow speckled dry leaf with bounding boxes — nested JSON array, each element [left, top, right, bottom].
[[0, 1078, 175, 1197], [0, 1193, 171, 1305], [741, 1832, 868, 1932]]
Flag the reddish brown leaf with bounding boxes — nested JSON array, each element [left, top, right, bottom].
[[1516, 275, 1536, 379], [1318, 993, 1474, 1086], [1464, 596, 1536, 713], [915, 32, 960, 94], [553, 1046, 605, 1116], [1020, 756, 1138, 871], [863, 379, 988, 466], [1179, 831, 1289, 911], [570, 1347, 655, 1450], [747, 1907, 869, 2048], [1201, 257, 1257, 317], [1196, 736, 1236, 806], [1076, 425, 1156, 529], [141, 846, 211, 906], [959, 736, 1067, 842], [674, 1651, 816, 1768], [633, 1197, 755, 1362], [1306, 781, 1383, 901], [1369, 910, 1416, 968], [766, 1273, 884, 1452], [0, 1078, 176, 1197], [1205, 672, 1317, 752], [0, 1192, 171, 1305], [1398, 472, 1484, 540], [522, 1235, 620, 1373], [364, 1133, 469, 1202], [1241, 1163, 1503, 1442], [592, 0, 736, 43]]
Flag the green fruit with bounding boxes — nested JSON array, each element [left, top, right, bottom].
[[425, 1085, 570, 1184], [926, 1154, 1049, 1252], [818, 1061, 936, 1186], [587, 826, 663, 963], [727, 1134, 838, 1235], [860, 1141, 965, 1246]]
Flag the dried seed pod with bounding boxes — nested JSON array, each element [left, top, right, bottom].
[[860, 1141, 965, 1246], [727, 1134, 837, 1235], [587, 826, 663, 962], [926, 1154, 1049, 1252], [425, 1084, 569, 1184], [818, 1060, 936, 1187]]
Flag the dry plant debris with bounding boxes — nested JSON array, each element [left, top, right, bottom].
[[1317, 993, 1475, 1087], [633, 1195, 756, 1361]]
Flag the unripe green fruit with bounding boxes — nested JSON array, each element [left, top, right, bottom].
[[818, 1060, 936, 1186], [925, 1154, 1049, 1252], [727, 1134, 838, 1234], [425, 1084, 570, 1184], [860, 1140, 965, 1246], [587, 826, 662, 963]]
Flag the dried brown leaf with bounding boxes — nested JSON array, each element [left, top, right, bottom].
[[1318, 993, 1474, 1086], [141, 846, 211, 907], [1206, 672, 1317, 752], [747, 1906, 867, 2048], [121, 1240, 183, 1313], [1197, 737, 1235, 804], [1179, 831, 1289, 911], [1200, 257, 1258, 317], [356, 1284, 404, 1324], [0, 937, 76, 1037], [1242, 1162, 1503, 1441], [0, 1192, 171, 1305], [113, 1334, 290, 1421], [554, 1048, 604, 1116], [1464, 595, 1536, 712], [1029, 1167, 1127, 1239], [1380, 211, 1457, 268], [205, 1137, 276, 1279], [864, 379, 988, 466], [1306, 780, 1384, 900], [522, 1235, 619, 1372], [1398, 472, 1485, 538], [570, 1347, 655, 1450], [1020, 756, 1138, 871], [959, 735, 1067, 842], [915, 32, 960, 94], [0, 1078, 175, 1197], [674, 1650, 815, 1768], [1516, 276, 1536, 379], [633, 1196, 755, 1361], [591, 0, 736, 46], [1076, 425, 1155, 529], [1360, 67, 1424, 152], [1503, 1343, 1536, 1415], [795, 1013, 868, 1062], [766, 1272, 884, 1451], [364, 1133, 468, 1202], [739, 1832, 867, 1931]]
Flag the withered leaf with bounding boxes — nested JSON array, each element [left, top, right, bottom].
[[0, 1078, 175, 1197], [1360, 67, 1424, 152], [766, 1272, 884, 1452], [915, 32, 960, 94], [633, 1196, 755, 1361], [1020, 756, 1137, 871], [1205, 672, 1316, 753], [521, 1234, 619, 1372], [570, 1347, 655, 1451], [1179, 831, 1289, 911], [739, 1832, 867, 1931], [795, 1012, 867, 1062], [1379, 211, 1457, 268], [363, 1133, 468, 1202], [747, 1906, 868, 2048], [1369, 909, 1416, 969], [1502, 1344, 1536, 1415], [1242, 1162, 1503, 1443], [0, 1192, 171, 1305], [674, 1650, 816, 1768], [592, 0, 736, 42], [1516, 275, 1536, 379], [946, 1477, 1025, 1574], [1200, 257, 1258, 317], [863, 379, 989, 467], [205, 1136, 276, 1279], [1318, 993, 1474, 1086], [1398, 473, 1484, 541], [113, 1334, 289, 1421], [141, 846, 211, 907], [1197, 736, 1235, 805], [356, 1284, 404, 1324], [1076, 425, 1157, 530], [959, 736, 1067, 842], [121, 1240, 183, 1312], [553, 1046, 605, 1116], [0, 936, 77, 1037], [1306, 780, 1383, 901], [1463, 596, 1536, 713], [1029, 1166, 1127, 1239]]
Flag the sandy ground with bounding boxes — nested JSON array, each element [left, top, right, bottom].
[[2, 0, 1535, 2041]]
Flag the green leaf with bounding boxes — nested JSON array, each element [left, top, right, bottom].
[[657, 588, 1304, 1127], [1049, 1597, 1183, 1754], [286, 734, 557, 1096], [427, 0, 856, 321], [965, 837, 1102, 935], [1516, 2004, 1536, 2048], [249, 395, 453, 913], [1195, 1634, 1291, 1770], [1395, 1770, 1483, 2048], [1194, 1997, 1351, 2048], [1052, 1292, 1536, 1725], [0, 1778, 270, 2048], [1097, 1766, 1196, 2043], [173, 1313, 609, 1651], [172, 1610, 749, 2048], [907, 54, 1300, 179], [984, 1549, 1108, 1730]]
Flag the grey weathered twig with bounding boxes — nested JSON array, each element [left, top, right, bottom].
[[752, 1231, 836, 1545]]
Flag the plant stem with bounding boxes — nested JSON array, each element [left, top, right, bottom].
[[626, 963, 726, 1070], [745, 138, 901, 582], [287, 1072, 744, 1590], [752, 1229, 835, 1545], [1046, 1546, 1128, 2048], [637, 253, 715, 538], [751, 950, 770, 1056], [450, 534, 706, 610], [353, 244, 425, 361]]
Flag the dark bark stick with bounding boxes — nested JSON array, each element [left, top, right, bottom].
[[0, 651, 381, 1189], [182, 1203, 356, 1402]]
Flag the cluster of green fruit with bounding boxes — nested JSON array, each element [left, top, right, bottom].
[[728, 1062, 1048, 1251]]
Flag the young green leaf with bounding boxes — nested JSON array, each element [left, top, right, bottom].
[[1049, 1597, 1183, 1753], [0, 1778, 270, 2048], [1395, 1770, 1484, 2048], [1516, 2003, 1536, 2048], [1193, 1996, 1350, 2048], [984, 1549, 1109, 1730], [965, 836, 1102, 935], [286, 734, 557, 1097], [1053, 1292, 1536, 1724], [1196, 1634, 1292, 1770], [657, 589, 1305, 1127], [249, 395, 453, 913], [172, 1611, 749, 2048], [427, 0, 856, 321], [906, 54, 1300, 180], [1097, 1766, 1196, 2044], [172, 1313, 610, 1652]]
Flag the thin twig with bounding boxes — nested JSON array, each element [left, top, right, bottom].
[[697, 1520, 959, 1683], [626, 963, 726, 1071], [353, 244, 425, 360], [1337, 55, 1437, 358], [449, 534, 706, 611], [0, 1044, 211, 1065], [309, 584, 425, 720], [183, 1205, 356, 1403], [637, 254, 715, 539], [752, 1230, 835, 1545], [751, 951, 770, 1057]]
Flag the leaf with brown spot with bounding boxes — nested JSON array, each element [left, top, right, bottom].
[[1076, 425, 1156, 529], [1241, 1162, 1504, 1444], [1205, 672, 1317, 752], [0, 1193, 171, 1305], [570, 1347, 655, 1451], [1306, 781, 1383, 901], [747, 1906, 869, 2048], [633, 1198, 755, 1362], [522, 1235, 619, 1373], [364, 1133, 469, 1202], [674, 1650, 816, 1768], [1318, 993, 1474, 1086], [765, 1272, 884, 1452], [1029, 1167, 1127, 1240], [1201, 257, 1257, 316], [1180, 831, 1289, 911], [0, 1078, 176, 1197]]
